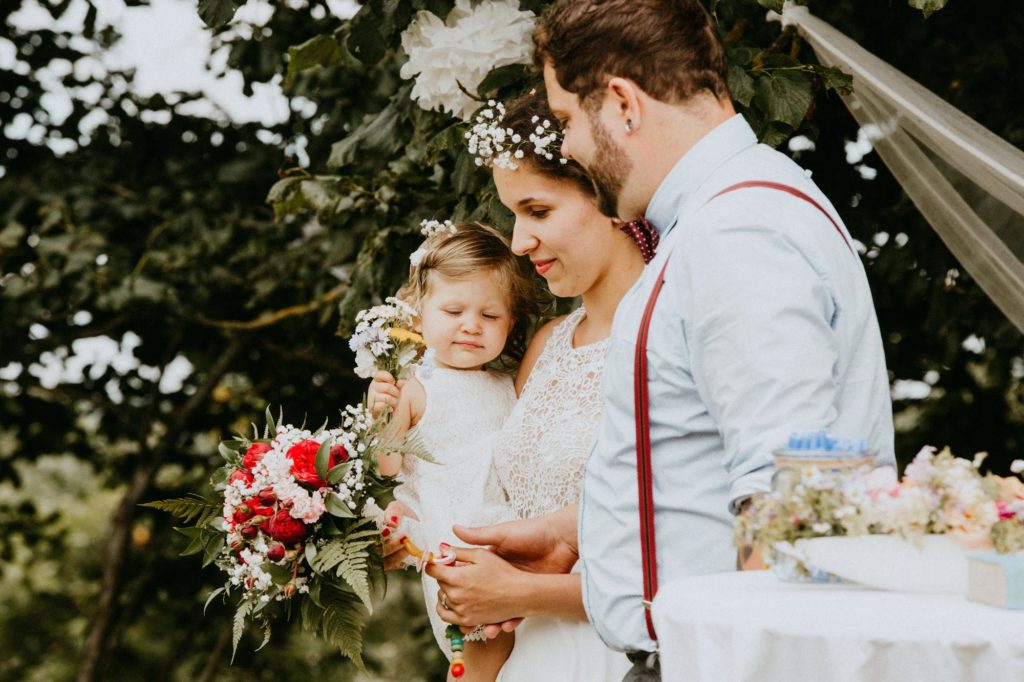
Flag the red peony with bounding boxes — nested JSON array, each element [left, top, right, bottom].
[[242, 442, 272, 469], [232, 497, 273, 526], [287, 439, 347, 488], [228, 469, 255, 487], [330, 444, 350, 464], [261, 509, 308, 546]]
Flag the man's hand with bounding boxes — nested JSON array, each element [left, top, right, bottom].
[[451, 504, 579, 575]]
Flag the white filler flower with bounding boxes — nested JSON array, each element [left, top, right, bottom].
[[400, 0, 535, 120]]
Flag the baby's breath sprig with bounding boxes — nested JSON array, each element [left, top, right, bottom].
[[465, 99, 567, 170]]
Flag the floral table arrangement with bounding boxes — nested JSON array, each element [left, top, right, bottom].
[[736, 446, 1024, 596]]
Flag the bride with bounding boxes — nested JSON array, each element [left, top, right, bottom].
[[373, 91, 645, 680]]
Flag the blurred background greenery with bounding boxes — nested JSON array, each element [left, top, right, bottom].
[[1, 0, 1021, 680]]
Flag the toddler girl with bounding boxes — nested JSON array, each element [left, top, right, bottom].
[[373, 221, 539, 672]]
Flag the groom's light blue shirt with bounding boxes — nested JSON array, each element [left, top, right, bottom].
[[578, 114, 895, 654]]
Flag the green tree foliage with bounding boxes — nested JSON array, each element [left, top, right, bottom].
[[1, 0, 1021, 680]]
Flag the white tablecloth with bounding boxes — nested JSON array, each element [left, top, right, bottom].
[[651, 571, 1024, 682]]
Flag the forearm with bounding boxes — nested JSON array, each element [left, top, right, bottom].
[[512, 571, 586, 621], [377, 451, 403, 477], [549, 503, 579, 552]]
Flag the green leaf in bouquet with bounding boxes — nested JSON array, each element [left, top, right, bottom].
[[202, 533, 226, 568], [326, 493, 356, 518], [315, 440, 333, 483], [204, 586, 227, 615], [302, 585, 367, 668], [264, 405, 276, 438], [231, 597, 257, 662], [174, 527, 206, 556], [210, 465, 231, 489], [327, 461, 354, 485], [143, 495, 221, 527], [255, 621, 272, 651], [308, 578, 323, 608], [313, 416, 329, 438], [262, 561, 294, 585], [305, 541, 319, 565]]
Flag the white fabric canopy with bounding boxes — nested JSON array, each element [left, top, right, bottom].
[[780, 5, 1024, 332]]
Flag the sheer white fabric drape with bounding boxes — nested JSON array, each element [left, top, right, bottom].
[[780, 4, 1024, 332]]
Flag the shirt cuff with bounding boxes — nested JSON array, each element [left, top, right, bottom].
[[728, 468, 774, 515]]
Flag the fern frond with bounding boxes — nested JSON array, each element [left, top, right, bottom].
[[231, 598, 257, 662], [310, 539, 374, 611], [312, 585, 367, 669], [142, 495, 221, 527]]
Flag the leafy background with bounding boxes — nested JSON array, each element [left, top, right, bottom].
[[1, 0, 1022, 679]]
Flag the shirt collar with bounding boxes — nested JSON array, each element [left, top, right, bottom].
[[644, 114, 758, 235]]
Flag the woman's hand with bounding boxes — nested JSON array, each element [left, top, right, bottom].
[[380, 500, 419, 571], [368, 370, 404, 419], [426, 546, 529, 627]]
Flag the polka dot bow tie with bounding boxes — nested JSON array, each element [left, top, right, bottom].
[[620, 217, 659, 264]]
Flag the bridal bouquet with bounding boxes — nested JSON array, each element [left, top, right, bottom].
[[147, 406, 423, 666], [349, 296, 424, 380], [736, 446, 1024, 556]]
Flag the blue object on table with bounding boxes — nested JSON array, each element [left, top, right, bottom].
[[967, 552, 1024, 609]]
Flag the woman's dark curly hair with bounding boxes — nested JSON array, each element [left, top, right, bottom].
[[499, 90, 596, 198]]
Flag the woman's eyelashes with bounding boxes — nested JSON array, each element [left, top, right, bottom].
[[528, 207, 550, 219]]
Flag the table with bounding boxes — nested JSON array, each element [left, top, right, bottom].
[[651, 571, 1024, 682]]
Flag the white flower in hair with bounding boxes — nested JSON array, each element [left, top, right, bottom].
[[400, 0, 535, 121], [419, 218, 457, 238], [465, 100, 568, 169]]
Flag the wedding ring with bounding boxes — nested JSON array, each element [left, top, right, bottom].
[[440, 590, 450, 610]]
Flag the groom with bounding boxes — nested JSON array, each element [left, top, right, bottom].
[[436, 0, 895, 678]]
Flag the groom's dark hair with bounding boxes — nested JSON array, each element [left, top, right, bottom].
[[534, 0, 729, 106]]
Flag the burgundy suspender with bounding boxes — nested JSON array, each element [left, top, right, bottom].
[[633, 181, 852, 643]]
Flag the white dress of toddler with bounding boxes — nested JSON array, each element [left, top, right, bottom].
[[491, 307, 632, 681], [393, 361, 517, 657]]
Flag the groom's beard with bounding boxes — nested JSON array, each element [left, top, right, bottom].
[[586, 115, 632, 219]]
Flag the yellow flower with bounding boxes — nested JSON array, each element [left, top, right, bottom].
[[389, 327, 424, 346]]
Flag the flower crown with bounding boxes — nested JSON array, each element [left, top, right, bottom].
[[409, 218, 458, 266], [465, 99, 568, 170]]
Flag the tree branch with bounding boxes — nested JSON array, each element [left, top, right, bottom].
[[191, 282, 347, 330], [76, 335, 246, 682]]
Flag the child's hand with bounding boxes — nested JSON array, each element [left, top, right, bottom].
[[368, 370, 404, 418], [380, 500, 419, 570]]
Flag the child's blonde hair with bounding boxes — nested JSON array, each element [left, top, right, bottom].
[[397, 222, 541, 364]]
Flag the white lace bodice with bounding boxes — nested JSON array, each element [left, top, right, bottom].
[[493, 307, 609, 519], [393, 363, 516, 658]]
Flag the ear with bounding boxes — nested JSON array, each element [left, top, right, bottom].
[[606, 77, 643, 133]]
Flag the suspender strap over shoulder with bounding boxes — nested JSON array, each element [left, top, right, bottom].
[[632, 180, 853, 643]]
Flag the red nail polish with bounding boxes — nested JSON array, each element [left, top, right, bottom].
[[390, 515, 399, 523], [381, 528, 391, 538]]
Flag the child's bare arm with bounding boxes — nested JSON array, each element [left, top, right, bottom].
[[448, 631, 514, 682], [376, 377, 425, 476]]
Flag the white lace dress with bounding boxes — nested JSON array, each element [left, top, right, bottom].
[[492, 307, 632, 681], [393, 364, 517, 657]]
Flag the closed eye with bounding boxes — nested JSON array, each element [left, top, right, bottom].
[[483, 313, 501, 320]]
